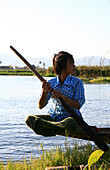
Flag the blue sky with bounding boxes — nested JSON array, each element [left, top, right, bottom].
[[0, 0, 110, 60]]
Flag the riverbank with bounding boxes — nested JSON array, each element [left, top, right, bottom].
[[81, 77, 110, 83], [0, 70, 110, 83], [0, 140, 109, 170]]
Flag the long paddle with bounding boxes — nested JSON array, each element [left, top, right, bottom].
[[10, 46, 109, 152]]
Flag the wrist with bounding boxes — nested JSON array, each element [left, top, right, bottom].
[[42, 89, 48, 95]]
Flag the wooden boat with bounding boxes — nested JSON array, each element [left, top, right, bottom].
[[59, 127, 110, 144], [11, 46, 110, 150]]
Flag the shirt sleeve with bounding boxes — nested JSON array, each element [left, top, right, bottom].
[[74, 79, 85, 108]]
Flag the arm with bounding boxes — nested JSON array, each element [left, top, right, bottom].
[[52, 90, 80, 109], [38, 90, 48, 109], [38, 81, 52, 109], [62, 95, 80, 109]]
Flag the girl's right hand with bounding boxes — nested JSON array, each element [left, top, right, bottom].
[[42, 80, 52, 93]]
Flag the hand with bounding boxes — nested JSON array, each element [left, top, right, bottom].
[[52, 90, 64, 99], [42, 80, 52, 93]]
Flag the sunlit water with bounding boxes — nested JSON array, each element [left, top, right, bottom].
[[0, 76, 110, 162]]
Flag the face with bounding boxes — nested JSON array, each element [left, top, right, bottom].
[[66, 58, 75, 74]]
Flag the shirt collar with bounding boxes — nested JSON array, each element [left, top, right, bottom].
[[56, 75, 71, 86]]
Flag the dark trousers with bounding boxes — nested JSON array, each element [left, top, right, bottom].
[[25, 115, 84, 137]]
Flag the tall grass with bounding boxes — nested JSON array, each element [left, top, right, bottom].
[[0, 137, 109, 169]]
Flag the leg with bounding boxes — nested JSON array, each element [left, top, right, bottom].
[[25, 115, 84, 137], [25, 114, 64, 136]]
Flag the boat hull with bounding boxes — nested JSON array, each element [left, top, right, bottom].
[[59, 127, 110, 144]]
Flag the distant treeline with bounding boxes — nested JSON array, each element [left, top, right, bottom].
[[44, 65, 110, 78], [74, 65, 110, 77], [0, 65, 110, 77]]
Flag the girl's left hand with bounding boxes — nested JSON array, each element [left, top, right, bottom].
[[52, 90, 64, 99]]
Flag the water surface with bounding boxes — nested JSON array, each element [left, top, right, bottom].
[[0, 76, 110, 162]]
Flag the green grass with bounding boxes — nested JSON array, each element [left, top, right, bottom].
[[0, 138, 109, 169], [89, 77, 110, 83], [0, 70, 34, 76]]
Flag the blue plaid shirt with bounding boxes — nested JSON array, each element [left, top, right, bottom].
[[45, 75, 85, 121]]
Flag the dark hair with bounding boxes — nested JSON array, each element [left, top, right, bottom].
[[53, 51, 74, 75]]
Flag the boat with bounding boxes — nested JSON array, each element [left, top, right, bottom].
[[59, 127, 110, 144], [11, 46, 110, 147]]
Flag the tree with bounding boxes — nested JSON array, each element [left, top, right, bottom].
[[39, 61, 42, 65]]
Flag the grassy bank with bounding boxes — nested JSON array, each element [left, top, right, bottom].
[[89, 77, 110, 83], [80, 77, 110, 83], [0, 138, 109, 169], [0, 70, 34, 76], [0, 70, 110, 83]]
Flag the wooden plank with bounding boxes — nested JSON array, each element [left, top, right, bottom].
[[45, 165, 85, 170], [45, 164, 110, 170]]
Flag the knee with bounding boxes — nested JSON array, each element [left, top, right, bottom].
[[62, 117, 76, 128], [25, 115, 31, 126], [25, 115, 35, 127]]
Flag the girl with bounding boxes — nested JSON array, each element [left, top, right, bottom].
[[26, 51, 85, 136]]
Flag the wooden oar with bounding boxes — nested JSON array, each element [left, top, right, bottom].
[[10, 46, 109, 152]]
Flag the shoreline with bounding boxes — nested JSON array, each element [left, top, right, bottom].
[[0, 73, 110, 83], [80, 77, 110, 84]]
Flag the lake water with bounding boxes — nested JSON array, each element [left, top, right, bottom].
[[0, 76, 110, 162]]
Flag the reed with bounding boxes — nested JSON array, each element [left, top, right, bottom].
[[0, 138, 109, 169]]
